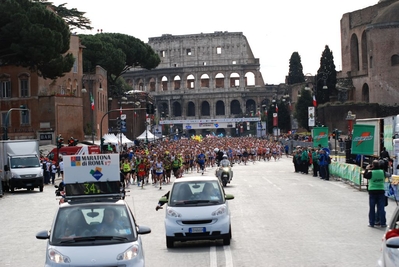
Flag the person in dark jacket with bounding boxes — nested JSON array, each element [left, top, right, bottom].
[[363, 160, 387, 228]]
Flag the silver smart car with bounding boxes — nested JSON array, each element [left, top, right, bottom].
[[36, 199, 151, 267]]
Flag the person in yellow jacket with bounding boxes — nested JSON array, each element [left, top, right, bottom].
[[122, 158, 131, 188]]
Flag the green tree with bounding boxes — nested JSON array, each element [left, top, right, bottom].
[[287, 52, 305, 85], [79, 33, 161, 96], [0, 0, 74, 79], [316, 45, 337, 104], [33, 1, 92, 30], [294, 87, 312, 131]]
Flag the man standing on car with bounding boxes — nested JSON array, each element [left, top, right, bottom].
[[363, 160, 386, 228]]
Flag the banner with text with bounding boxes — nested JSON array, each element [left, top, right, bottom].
[[351, 124, 375, 155], [312, 127, 329, 148]]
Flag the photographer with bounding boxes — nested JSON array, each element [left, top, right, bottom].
[[363, 160, 388, 228]]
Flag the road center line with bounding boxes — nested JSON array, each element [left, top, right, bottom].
[[209, 246, 217, 267], [224, 245, 234, 267]]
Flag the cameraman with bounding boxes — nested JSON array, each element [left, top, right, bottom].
[[363, 160, 388, 228]]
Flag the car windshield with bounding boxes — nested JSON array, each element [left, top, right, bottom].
[[51, 204, 136, 245], [169, 181, 223, 206], [10, 156, 40, 168]]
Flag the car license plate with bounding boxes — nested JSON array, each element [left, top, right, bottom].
[[26, 183, 32, 186], [189, 227, 205, 233], [222, 174, 228, 177]]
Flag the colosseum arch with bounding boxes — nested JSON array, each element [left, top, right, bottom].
[[173, 75, 181, 90], [187, 101, 195, 116], [159, 102, 169, 118], [245, 99, 256, 116], [125, 78, 133, 88], [135, 78, 144, 91], [350, 33, 360, 72], [186, 74, 195, 89], [149, 77, 156, 92], [245, 71, 255, 86], [215, 100, 225, 115], [172, 101, 182, 117], [161, 76, 168, 91], [361, 83, 369, 102], [200, 74, 210, 88], [230, 100, 241, 115], [201, 101, 210, 116], [229, 72, 240, 87], [361, 31, 368, 70], [215, 73, 225, 88]]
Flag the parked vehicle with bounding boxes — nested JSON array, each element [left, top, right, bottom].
[[378, 205, 399, 267], [160, 176, 234, 248], [0, 140, 43, 193], [47, 145, 101, 163]]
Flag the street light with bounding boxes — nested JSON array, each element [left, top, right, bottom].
[[304, 73, 329, 127], [82, 76, 103, 144]]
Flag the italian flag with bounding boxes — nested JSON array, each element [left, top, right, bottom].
[[313, 95, 317, 107], [90, 93, 94, 110]]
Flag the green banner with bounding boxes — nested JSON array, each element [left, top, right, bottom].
[[351, 124, 375, 155], [313, 127, 329, 148]]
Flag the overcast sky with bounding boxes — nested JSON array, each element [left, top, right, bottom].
[[55, 0, 379, 84]]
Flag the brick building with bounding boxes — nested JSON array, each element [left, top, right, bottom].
[[0, 35, 108, 145], [339, 0, 399, 104]]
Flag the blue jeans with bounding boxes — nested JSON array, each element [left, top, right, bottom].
[[369, 193, 386, 226]]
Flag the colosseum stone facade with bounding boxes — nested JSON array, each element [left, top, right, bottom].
[[122, 31, 289, 137]]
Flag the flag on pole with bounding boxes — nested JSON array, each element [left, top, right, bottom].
[[275, 104, 278, 113], [119, 106, 122, 115], [90, 93, 94, 110], [134, 111, 137, 118], [288, 101, 292, 110], [313, 95, 317, 107]]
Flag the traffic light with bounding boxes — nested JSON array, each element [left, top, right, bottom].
[[20, 105, 26, 115], [116, 117, 121, 130], [120, 117, 127, 133], [336, 129, 341, 140], [146, 103, 154, 114], [57, 137, 64, 149], [332, 132, 336, 139]]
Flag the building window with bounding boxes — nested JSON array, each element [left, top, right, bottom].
[[391, 55, 399, 66], [73, 58, 78, 73], [160, 50, 166, 57], [20, 77, 29, 97], [186, 49, 192, 56], [0, 81, 11, 98], [217, 47, 222, 54], [21, 110, 30, 125]]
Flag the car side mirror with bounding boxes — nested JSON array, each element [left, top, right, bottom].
[[225, 194, 234, 200], [159, 196, 168, 204], [4, 165, 9, 171]]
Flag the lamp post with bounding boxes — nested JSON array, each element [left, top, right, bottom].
[[305, 73, 328, 127], [82, 75, 102, 144]]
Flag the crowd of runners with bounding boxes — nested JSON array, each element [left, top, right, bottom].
[[116, 136, 288, 189]]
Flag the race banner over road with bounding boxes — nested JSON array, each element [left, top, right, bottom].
[[351, 124, 375, 155], [313, 127, 329, 148]]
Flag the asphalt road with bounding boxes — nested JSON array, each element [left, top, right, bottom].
[[0, 156, 395, 267]]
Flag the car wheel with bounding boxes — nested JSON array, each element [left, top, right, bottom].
[[222, 180, 227, 187], [223, 226, 232, 245], [166, 236, 174, 248], [10, 181, 14, 193], [39, 185, 44, 192]]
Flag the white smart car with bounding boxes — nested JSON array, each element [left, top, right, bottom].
[[160, 176, 234, 248]]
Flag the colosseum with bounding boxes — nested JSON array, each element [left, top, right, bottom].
[[122, 31, 289, 137]]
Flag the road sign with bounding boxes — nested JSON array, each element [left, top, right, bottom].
[[120, 114, 126, 120]]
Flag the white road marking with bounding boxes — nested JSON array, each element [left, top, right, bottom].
[[210, 246, 217, 267], [224, 245, 234, 267]]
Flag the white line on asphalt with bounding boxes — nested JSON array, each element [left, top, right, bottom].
[[224, 245, 234, 267], [210, 246, 217, 267]]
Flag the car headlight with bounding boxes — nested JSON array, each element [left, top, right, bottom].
[[212, 205, 227, 216], [222, 168, 230, 172], [166, 208, 182, 218], [11, 172, 19, 178], [117, 245, 139, 260], [48, 248, 71, 263]]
